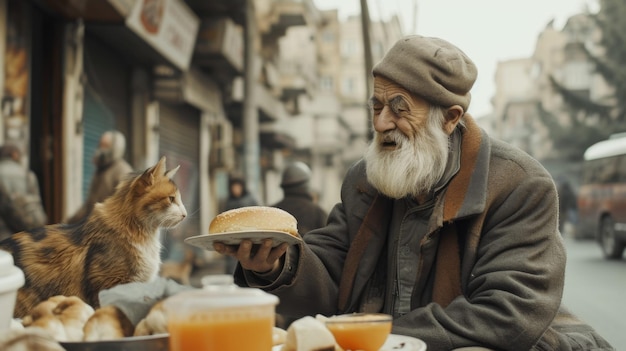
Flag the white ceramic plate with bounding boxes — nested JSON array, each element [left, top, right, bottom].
[[272, 334, 427, 351], [184, 230, 302, 251]]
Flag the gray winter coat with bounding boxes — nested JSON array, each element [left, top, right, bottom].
[[0, 158, 46, 239]]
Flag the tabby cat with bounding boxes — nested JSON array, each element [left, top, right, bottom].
[[0, 157, 187, 318]]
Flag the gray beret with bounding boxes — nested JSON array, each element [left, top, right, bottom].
[[372, 35, 478, 111]]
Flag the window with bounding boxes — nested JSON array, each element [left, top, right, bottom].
[[342, 77, 355, 95], [322, 31, 334, 43], [341, 39, 357, 57], [320, 76, 333, 91]]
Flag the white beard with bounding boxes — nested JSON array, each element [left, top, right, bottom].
[[364, 112, 450, 199]]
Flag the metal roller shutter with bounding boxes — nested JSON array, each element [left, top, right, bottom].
[[81, 34, 129, 200], [158, 103, 201, 261], [81, 85, 116, 200]]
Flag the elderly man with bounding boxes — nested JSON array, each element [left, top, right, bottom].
[[66, 130, 133, 224], [215, 36, 612, 350]]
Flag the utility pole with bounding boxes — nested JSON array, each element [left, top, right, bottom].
[[243, 0, 261, 199], [412, 0, 419, 34], [360, 0, 374, 141]]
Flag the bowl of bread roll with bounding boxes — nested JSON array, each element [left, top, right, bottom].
[[17, 295, 169, 351]]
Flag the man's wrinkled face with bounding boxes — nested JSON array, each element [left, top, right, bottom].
[[369, 76, 431, 142], [364, 76, 450, 199]]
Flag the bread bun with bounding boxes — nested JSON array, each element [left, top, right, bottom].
[[283, 316, 337, 351], [209, 206, 298, 236]]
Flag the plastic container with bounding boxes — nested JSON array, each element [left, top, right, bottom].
[[164, 275, 279, 351], [0, 250, 24, 330]]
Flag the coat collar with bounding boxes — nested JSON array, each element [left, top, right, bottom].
[[442, 114, 490, 222]]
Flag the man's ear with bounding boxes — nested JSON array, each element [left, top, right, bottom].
[[443, 105, 464, 134]]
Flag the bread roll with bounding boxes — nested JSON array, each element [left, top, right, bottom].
[[21, 295, 94, 342], [282, 316, 337, 351], [209, 206, 298, 236]]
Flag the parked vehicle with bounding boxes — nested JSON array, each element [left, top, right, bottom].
[[576, 134, 626, 259]]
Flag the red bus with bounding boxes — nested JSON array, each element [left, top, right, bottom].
[[576, 135, 626, 259]]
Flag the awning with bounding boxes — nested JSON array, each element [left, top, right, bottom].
[[260, 128, 296, 150]]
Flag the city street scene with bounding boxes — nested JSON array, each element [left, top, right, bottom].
[[0, 0, 623, 350]]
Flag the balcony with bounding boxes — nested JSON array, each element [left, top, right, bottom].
[[278, 61, 316, 111], [227, 77, 289, 125], [259, 0, 322, 40], [193, 17, 244, 84], [185, 0, 247, 25]]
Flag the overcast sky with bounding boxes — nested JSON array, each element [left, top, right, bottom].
[[313, 0, 597, 117]]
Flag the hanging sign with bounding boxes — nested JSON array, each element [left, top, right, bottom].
[[125, 0, 199, 70]]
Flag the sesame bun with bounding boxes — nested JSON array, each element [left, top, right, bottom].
[[209, 206, 298, 237]]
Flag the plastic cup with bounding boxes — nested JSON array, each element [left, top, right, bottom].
[[0, 251, 24, 331], [164, 275, 279, 351]]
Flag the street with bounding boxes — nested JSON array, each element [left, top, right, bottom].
[[561, 236, 626, 348]]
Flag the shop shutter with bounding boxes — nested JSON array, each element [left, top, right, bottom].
[[158, 103, 201, 261], [81, 34, 129, 201], [81, 86, 116, 200]]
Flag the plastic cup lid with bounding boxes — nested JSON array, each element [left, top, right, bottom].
[[164, 281, 278, 312]]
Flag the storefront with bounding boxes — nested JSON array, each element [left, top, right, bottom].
[[47, 0, 201, 220]]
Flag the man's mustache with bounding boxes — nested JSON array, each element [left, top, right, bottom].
[[378, 130, 407, 145]]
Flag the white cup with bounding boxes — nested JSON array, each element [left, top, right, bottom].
[[0, 250, 25, 330]]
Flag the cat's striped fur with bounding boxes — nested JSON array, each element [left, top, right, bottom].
[[0, 157, 187, 318]]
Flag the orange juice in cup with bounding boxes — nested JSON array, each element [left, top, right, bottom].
[[325, 313, 392, 351], [164, 275, 279, 351]]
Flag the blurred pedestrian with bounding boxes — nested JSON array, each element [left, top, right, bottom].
[[223, 173, 259, 211], [221, 173, 259, 273], [66, 130, 133, 224], [272, 162, 327, 236], [0, 143, 47, 240], [556, 178, 577, 235]]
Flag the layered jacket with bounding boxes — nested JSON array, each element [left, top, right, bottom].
[[237, 115, 570, 350]]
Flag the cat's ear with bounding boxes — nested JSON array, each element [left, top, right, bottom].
[[143, 156, 167, 184], [165, 165, 180, 179]]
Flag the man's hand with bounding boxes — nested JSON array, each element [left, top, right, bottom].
[[213, 239, 289, 273]]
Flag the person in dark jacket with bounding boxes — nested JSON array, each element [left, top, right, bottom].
[[271, 162, 327, 237], [223, 174, 259, 212], [221, 173, 259, 274], [215, 36, 613, 351]]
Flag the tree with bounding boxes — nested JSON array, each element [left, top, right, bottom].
[[589, 0, 626, 125], [536, 99, 607, 161], [542, 0, 626, 161], [592, 0, 626, 121]]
